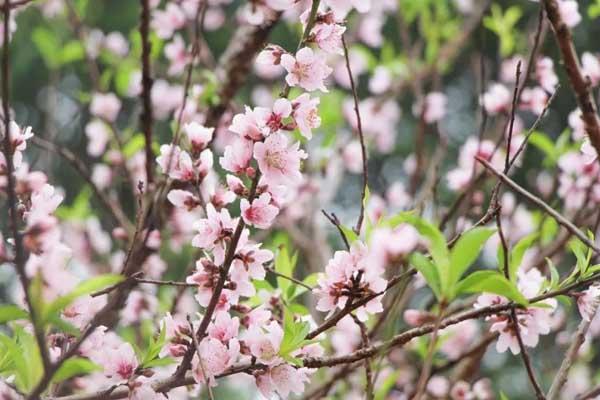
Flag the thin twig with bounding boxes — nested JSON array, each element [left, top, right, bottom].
[[341, 35, 368, 235], [350, 315, 373, 400], [321, 209, 350, 250], [186, 316, 214, 400], [139, 0, 154, 184], [547, 300, 600, 399], [476, 156, 600, 254]]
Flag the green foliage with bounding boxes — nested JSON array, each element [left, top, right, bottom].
[[483, 5, 523, 56], [528, 130, 574, 167], [32, 27, 85, 69], [140, 322, 174, 368], [53, 358, 101, 383], [0, 326, 43, 392], [0, 305, 29, 324], [405, 216, 526, 305], [279, 310, 315, 365], [55, 187, 93, 220], [589, 0, 600, 18], [454, 270, 528, 305]]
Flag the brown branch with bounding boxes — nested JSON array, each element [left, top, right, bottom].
[[341, 35, 368, 235], [321, 209, 350, 250], [139, 0, 154, 184], [350, 315, 373, 400], [1, 0, 52, 390], [265, 266, 313, 291], [542, 0, 600, 167]]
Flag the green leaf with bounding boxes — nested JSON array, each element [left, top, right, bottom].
[[548, 259, 560, 289], [509, 233, 538, 282], [59, 41, 85, 65], [53, 358, 101, 383], [0, 305, 29, 324], [409, 253, 441, 300], [449, 227, 495, 287], [339, 224, 359, 244], [32, 27, 61, 69], [279, 310, 313, 357], [122, 134, 146, 159], [405, 215, 450, 294], [141, 322, 168, 368], [44, 274, 124, 320], [455, 270, 528, 305]]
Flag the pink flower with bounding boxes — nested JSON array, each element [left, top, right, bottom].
[[104, 32, 129, 57], [257, 364, 312, 399], [558, 0, 581, 28], [280, 47, 332, 92], [8, 121, 34, 152], [191, 337, 240, 386], [369, 66, 392, 94], [536, 57, 559, 92], [164, 34, 190, 76], [208, 311, 240, 343], [256, 44, 286, 66], [243, 320, 284, 365], [184, 121, 213, 153], [569, 108, 585, 140], [90, 92, 121, 122], [291, 93, 320, 140], [102, 342, 139, 381], [229, 106, 271, 141], [577, 284, 600, 321], [156, 144, 195, 181], [324, 0, 371, 18], [151, 3, 186, 39], [85, 120, 110, 157], [167, 189, 201, 211], [422, 92, 447, 123], [219, 138, 253, 174], [304, 12, 346, 54], [582, 52, 600, 87], [450, 381, 474, 400], [192, 203, 237, 251], [315, 242, 387, 321], [240, 193, 279, 229], [481, 83, 510, 115], [253, 132, 307, 185], [581, 138, 598, 165], [520, 86, 548, 115]]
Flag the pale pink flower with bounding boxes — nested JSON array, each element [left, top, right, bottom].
[[240, 192, 279, 229], [191, 337, 240, 386], [422, 92, 447, 123], [164, 34, 190, 76], [208, 311, 240, 343], [280, 47, 332, 92], [427, 375, 450, 397], [244, 320, 284, 365], [8, 121, 34, 152], [315, 241, 387, 321], [324, 0, 371, 18], [256, 44, 286, 67], [167, 189, 201, 211], [184, 121, 213, 153], [151, 3, 186, 39], [481, 83, 510, 115], [577, 285, 600, 321], [342, 140, 363, 174], [229, 106, 271, 141], [536, 57, 559, 92], [104, 32, 129, 57], [569, 108, 585, 140], [257, 364, 312, 399], [501, 55, 525, 83], [558, 0, 581, 28], [102, 342, 139, 381], [156, 144, 195, 181], [85, 120, 110, 157], [264, 0, 297, 10], [220, 138, 253, 174], [368, 66, 392, 94], [369, 224, 420, 270], [450, 381, 474, 400], [308, 14, 346, 55], [582, 52, 600, 86], [581, 138, 598, 165], [90, 92, 121, 122], [291, 93, 320, 140], [192, 204, 236, 251], [253, 132, 307, 185], [520, 86, 548, 115]]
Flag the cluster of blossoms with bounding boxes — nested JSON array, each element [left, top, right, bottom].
[[475, 268, 557, 354]]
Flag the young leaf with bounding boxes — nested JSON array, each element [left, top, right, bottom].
[[508, 233, 538, 282], [44, 274, 124, 320], [409, 253, 442, 300], [52, 358, 101, 383], [0, 305, 29, 325], [455, 270, 528, 305], [449, 227, 495, 286], [405, 215, 450, 294]]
